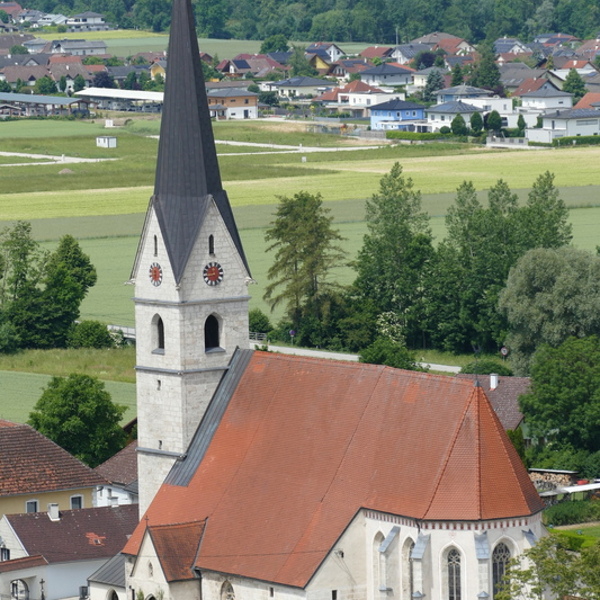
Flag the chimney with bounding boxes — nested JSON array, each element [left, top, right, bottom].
[[48, 503, 60, 521], [490, 373, 499, 390]]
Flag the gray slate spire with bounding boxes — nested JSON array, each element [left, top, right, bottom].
[[151, 0, 250, 283]]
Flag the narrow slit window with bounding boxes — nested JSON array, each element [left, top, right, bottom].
[[209, 234, 215, 255], [153, 235, 158, 256]]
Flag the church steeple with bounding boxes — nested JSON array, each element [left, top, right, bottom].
[[133, 0, 252, 516], [151, 0, 249, 283]]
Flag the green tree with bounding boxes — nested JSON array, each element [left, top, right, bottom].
[[9, 45, 29, 55], [451, 113, 468, 135], [0, 80, 11, 93], [470, 44, 502, 93], [68, 320, 115, 349], [28, 374, 126, 467], [517, 113, 526, 134], [486, 110, 503, 133], [263, 191, 345, 329], [451, 63, 464, 86], [289, 45, 318, 77], [249, 308, 272, 335], [359, 337, 422, 370], [34, 75, 57, 95], [58, 75, 67, 93], [460, 359, 513, 375], [470, 111, 483, 134], [0, 10, 8, 23], [260, 34, 289, 54], [422, 69, 445, 103], [122, 71, 138, 90], [353, 163, 434, 348], [496, 535, 600, 600], [563, 67, 587, 102], [519, 336, 600, 452], [73, 74, 86, 93], [499, 248, 600, 374]]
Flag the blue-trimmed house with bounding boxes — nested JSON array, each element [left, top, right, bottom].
[[369, 98, 426, 130]]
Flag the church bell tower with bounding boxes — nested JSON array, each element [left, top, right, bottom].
[[130, 0, 252, 515]]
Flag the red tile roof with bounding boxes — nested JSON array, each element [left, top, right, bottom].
[[360, 46, 392, 59], [575, 92, 600, 108], [513, 77, 550, 95], [0, 555, 48, 573], [6, 504, 138, 564], [124, 352, 543, 587], [0, 421, 106, 495], [95, 441, 138, 487], [148, 520, 206, 582]]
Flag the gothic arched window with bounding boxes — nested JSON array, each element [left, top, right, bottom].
[[205, 314, 220, 350], [220, 582, 234, 600], [447, 548, 461, 600], [152, 314, 164, 353], [492, 543, 511, 598]]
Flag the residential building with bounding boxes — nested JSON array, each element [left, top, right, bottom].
[[99, 4, 546, 600], [359, 63, 413, 87], [313, 79, 392, 117], [390, 43, 432, 65], [66, 11, 111, 31], [94, 441, 138, 507], [526, 107, 600, 142], [369, 98, 426, 130], [436, 83, 491, 103], [207, 88, 258, 119], [49, 39, 107, 56], [270, 75, 332, 99], [0, 420, 105, 518], [427, 99, 485, 131], [306, 42, 344, 63], [0, 504, 137, 600]]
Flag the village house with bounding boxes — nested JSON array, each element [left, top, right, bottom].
[[369, 97, 427, 130], [207, 87, 258, 119], [94, 441, 138, 507], [359, 63, 413, 87], [427, 99, 485, 130], [0, 420, 105, 520], [526, 107, 600, 142], [0, 504, 137, 600], [313, 79, 393, 117], [66, 11, 111, 31]]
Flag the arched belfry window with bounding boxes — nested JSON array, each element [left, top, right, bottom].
[[209, 234, 215, 255], [447, 548, 461, 600], [492, 543, 511, 598], [152, 314, 164, 353], [205, 315, 220, 350]]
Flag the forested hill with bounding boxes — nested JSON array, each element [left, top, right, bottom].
[[23, 0, 598, 45]]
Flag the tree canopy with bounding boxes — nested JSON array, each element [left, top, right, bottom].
[[499, 246, 599, 374], [519, 336, 600, 453], [263, 191, 345, 338], [28, 374, 126, 467]]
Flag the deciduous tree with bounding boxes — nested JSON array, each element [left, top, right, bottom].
[[563, 68, 587, 102], [28, 374, 126, 467]]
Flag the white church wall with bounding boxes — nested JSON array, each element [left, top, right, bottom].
[[201, 572, 306, 600]]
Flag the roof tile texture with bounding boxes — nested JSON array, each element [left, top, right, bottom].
[[125, 353, 543, 587], [0, 421, 106, 495]]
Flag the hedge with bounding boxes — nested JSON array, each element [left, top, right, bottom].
[[386, 131, 451, 141], [544, 499, 600, 526], [553, 135, 600, 147]]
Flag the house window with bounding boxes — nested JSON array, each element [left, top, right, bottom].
[[492, 543, 511, 598], [70, 495, 83, 510], [244, 98, 249, 104], [10, 579, 28, 600], [205, 315, 220, 350], [1, 547, 10, 561], [152, 314, 165, 353], [332, 592, 337, 600], [25, 500, 38, 513], [447, 549, 461, 600]]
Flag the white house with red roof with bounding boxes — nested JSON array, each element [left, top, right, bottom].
[[314, 80, 394, 117], [109, 3, 548, 600]]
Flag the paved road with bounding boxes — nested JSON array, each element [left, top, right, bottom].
[[0, 151, 117, 167], [257, 342, 461, 373]]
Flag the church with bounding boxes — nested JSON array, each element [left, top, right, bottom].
[[120, 1, 546, 599]]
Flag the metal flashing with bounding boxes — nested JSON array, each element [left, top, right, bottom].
[[165, 348, 254, 487]]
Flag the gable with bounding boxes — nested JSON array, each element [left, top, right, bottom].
[[125, 352, 543, 587]]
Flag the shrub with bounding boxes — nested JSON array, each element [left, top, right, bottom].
[[249, 308, 272, 335], [439, 126, 451, 134], [386, 130, 450, 141], [359, 337, 424, 371], [68, 320, 115, 349], [460, 359, 513, 375], [553, 135, 600, 147], [544, 500, 596, 526]]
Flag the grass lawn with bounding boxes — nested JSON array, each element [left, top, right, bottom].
[[0, 370, 136, 424]]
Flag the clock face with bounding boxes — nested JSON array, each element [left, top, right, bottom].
[[149, 262, 163, 286], [203, 262, 224, 286]]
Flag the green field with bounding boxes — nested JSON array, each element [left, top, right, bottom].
[[0, 370, 136, 424]]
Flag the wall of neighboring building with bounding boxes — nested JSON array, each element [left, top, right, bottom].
[[89, 581, 127, 600], [0, 487, 96, 520]]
